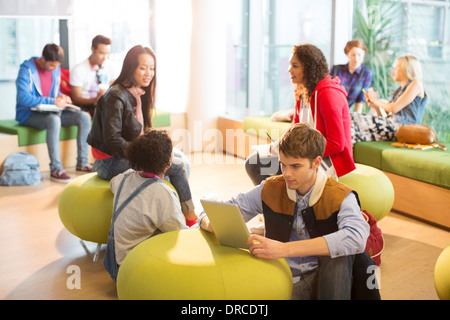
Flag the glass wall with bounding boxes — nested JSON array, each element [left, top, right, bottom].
[[224, 0, 333, 118], [0, 17, 61, 119], [0, 0, 152, 120], [261, 0, 332, 116], [225, 0, 250, 119], [353, 0, 450, 142], [69, 0, 151, 70], [0, 18, 60, 81], [406, 0, 450, 142]]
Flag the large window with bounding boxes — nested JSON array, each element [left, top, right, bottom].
[[0, 18, 60, 81], [260, 0, 333, 116], [0, 17, 63, 120], [224, 0, 449, 142], [0, 0, 152, 120], [225, 0, 250, 119], [353, 0, 450, 142], [225, 0, 333, 119], [69, 0, 151, 70], [402, 0, 450, 142]]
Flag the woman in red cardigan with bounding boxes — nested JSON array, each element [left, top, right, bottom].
[[245, 43, 356, 185]]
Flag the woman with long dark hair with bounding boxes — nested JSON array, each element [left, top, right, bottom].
[[87, 45, 197, 226]]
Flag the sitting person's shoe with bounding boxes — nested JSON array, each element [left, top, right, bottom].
[[51, 169, 72, 183], [76, 164, 93, 172]]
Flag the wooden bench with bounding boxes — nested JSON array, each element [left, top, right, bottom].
[[353, 141, 450, 230]]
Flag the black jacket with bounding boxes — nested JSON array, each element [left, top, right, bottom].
[[87, 84, 142, 159]]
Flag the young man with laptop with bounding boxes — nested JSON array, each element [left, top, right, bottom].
[[199, 123, 379, 300]]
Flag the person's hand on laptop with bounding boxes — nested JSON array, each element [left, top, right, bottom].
[[247, 234, 284, 259]]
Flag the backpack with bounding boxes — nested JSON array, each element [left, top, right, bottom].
[[0, 152, 42, 186], [362, 210, 384, 266]]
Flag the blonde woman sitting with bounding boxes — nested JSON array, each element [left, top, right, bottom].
[[351, 55, 427, 144]]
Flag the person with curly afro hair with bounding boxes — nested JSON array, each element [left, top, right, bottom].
[[125, 129, 173, 176], [245, 43, 356, 185], [104, 129, 190, 281]]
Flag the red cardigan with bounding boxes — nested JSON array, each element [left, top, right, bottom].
[[293, 76, 356, 177]]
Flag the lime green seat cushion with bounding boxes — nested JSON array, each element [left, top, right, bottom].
[[353, 141, 392, 170], [434, 245, 450, 300], [243, 116, 291, 140], [339, 163, 394, 221], [152, 109, 171, 128], [58, 172, 177, 244], [0, 110, 169, 147], [117, 229, 293, 300], [354, 141, 450, 189], [0, 119, 78, 146]]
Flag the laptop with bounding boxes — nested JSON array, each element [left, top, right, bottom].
[[200, 199, 250, 249]]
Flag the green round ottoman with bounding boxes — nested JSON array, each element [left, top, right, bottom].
[[58, 172, 178, 261], [434, 245, 450, 300], [117, 229, 293, 300], [58, 172, 113, 245], [339, 163, 394, 221]]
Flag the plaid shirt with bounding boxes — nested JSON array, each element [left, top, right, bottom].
[[330, 64, 372, 107]]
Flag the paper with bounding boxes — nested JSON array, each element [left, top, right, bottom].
[[31, 104, 81, 113], [391, 142, 433, 150]]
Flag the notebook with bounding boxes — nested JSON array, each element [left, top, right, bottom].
[[31, 104, 81, 113], [200, 199, 250, 249]]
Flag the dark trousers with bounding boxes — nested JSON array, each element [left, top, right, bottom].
[[291, 255, 354, 300]]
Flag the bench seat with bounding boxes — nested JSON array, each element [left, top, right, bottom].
[[0, 109, 172, 171], [0, 119, 78, 147], [243, 116, 291, 141], [354, 141, 450, 189], [243, 116, 450, 190], [0, 109, 171, 147]]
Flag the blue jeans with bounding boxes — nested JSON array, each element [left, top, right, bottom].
[[94, 150, 195, 214], [291, 255, 355, 300], [23, 110, 91, 172]]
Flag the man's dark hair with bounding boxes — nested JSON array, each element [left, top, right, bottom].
[[92, 35, 112, 49], [42, 43, 64, 63], [125, 129, 173, 174]]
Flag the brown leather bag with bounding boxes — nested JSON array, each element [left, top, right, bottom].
[[396, 124, 437, 145]]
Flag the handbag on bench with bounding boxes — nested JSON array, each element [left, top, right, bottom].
[[396, 124, 446, 150]]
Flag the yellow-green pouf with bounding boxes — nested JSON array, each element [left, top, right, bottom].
[[434, 245, 450, 300], [117, 229, 293, 300], [58, 172, 113, 244], [339, 163, 394, 221], [58, 172, 177, 244]]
